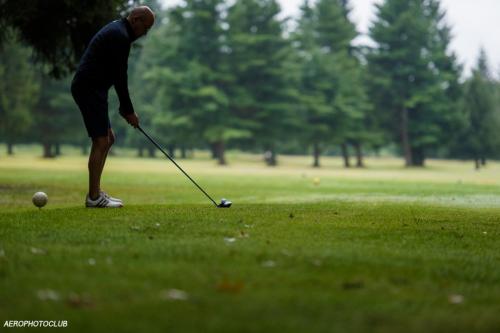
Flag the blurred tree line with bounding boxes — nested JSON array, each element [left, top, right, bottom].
[[1, 0, 500, 169]]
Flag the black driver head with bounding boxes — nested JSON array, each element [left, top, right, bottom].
[[218, 198, 232, 208]]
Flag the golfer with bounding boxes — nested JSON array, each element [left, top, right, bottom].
[[71, 6, 155, 208]]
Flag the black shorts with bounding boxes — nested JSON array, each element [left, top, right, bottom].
[[71, 78, 110, 138]]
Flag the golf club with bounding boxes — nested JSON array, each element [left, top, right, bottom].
[[137, 126, 232, 208]]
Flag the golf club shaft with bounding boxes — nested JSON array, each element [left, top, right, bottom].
[[137, 126, 219, 207]]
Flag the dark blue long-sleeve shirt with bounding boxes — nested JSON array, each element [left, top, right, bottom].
[[74, 18, 136, 116]]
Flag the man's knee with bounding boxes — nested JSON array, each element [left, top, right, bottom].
[[91, 129, 114, 152], [92, 136, 111, 151]]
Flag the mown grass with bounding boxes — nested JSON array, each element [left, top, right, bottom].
[[1, 151, 500, 333]]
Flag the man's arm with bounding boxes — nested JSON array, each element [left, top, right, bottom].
[[113, 39, 139, 127]]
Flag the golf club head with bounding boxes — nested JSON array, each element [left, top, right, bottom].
[[218, 198, 232, 208]]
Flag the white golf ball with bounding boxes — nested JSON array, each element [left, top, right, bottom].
[[32, 192, 48, 208]]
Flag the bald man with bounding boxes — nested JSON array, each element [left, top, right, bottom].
[[71, 7, 155, 208]]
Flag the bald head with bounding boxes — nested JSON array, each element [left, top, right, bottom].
[[127, 6, 155, 39]]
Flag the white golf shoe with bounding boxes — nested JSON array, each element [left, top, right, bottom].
[[100, 190, 123, 203], [85, 193, 123, 208]]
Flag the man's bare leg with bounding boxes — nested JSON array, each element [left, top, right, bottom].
[[96, 129, 115, 195], [88, 131, 114, 199]]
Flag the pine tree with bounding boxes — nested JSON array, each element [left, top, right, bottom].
[[458, 49, 499, 169], [293, 0, 336, 167], [140, 0, 249, 165], [315, 0, 356, 52], [367, 0, 462, 166], [293, 0, 368, 167], [226, 0, 297, 166], [32, 75, 85, 158], [0, 35, 39, 155]]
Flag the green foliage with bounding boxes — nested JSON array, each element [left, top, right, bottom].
[[0, 35, 39, 151], [293, 0, 371, 166], [367, 0, 462, 166], [169, 0, 230, 155], [0, 0, 136, 77], [453, 50, 500, 166], [32, 75, 85, 156], [226, 0, 299, 165], [315, 0, 356, 52], [136, 0, 240, 163]]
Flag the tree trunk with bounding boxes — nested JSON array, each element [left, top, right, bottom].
[[181, 146, 187, 159], [168, 146, 175, 158], [312, 142, 320, 168], [43, 143, 53, 158], [413, 148, 425, 167], [147, 147, 155, 158], [481, 157, 487, 166], [55, 143, 61, 156], [400, 108, 413, 167], [214, 141, 226, 165], [341, 143, 350, 168], [7, 142, 14, 155], [138, 147, 144, 157], [475, 158, 481, 170], [210, 143, 218, 159], [354, 142, 364, 168]]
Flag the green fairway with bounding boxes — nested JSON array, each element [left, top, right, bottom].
[[1, 152, 500, 333]]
